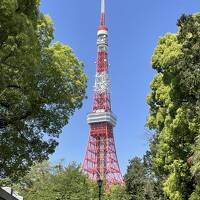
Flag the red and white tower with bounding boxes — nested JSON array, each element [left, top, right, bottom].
[[82, 0, 124, 188]]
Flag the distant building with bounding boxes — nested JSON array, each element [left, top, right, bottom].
[[0, 187, 23, 200]]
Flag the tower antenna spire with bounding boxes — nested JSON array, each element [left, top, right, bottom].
[[101, 0, 105, 14], [100, 0, 105, 26]]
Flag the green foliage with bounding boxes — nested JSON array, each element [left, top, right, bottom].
[[124, 157, 158, 200], [0, 0, 87, 180], [147, 13, 200, 199], [105, 185, 129, 200], [192, 136, 200, 183], [15, 161, 98, 200], [124, 157, 146, 200], [190, 185, 200, 200], [14, 157, 167, 200], [0, 178, 13, 187], [143, 151, 167, 200]]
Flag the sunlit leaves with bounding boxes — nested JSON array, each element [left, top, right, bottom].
[[0, 0, 87, 180], [147, 13, 200, 200], [16, 161, 98, 200]]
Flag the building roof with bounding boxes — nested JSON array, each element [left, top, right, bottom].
[[0, 188, 23, 200]]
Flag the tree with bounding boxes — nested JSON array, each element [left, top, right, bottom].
[[0, 0, 87, 180], [190, 135, 200, 199], [143, 151, 167, 200], [105, 185, 129, 200], [15, 161, 98, 200], [124, 157, 146, 200], [124, 157, 156, 200], [147, 13, 200, 200]]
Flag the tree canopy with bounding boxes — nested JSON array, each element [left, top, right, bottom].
[[14, 161, 98, 200], [0, 0, 87, 180], [124, 157, 162, 200], [147, 13, 200, 200]]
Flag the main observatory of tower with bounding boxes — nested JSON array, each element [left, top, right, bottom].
[[82, 0, 124, 188]]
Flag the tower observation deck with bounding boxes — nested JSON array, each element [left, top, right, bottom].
[[82, 0, 124, 188]]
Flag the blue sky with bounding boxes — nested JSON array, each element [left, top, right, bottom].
[[40, 0, 200, 174]]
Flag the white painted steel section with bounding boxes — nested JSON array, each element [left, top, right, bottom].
[[101, 0, 105, 13], [97, 34, 108, 47], [94, 72, 110, 94], [97, 30, 108, 36], [87, 111, 117, 126]]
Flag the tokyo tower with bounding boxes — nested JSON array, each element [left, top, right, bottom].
[[82, 0, 124, 187]]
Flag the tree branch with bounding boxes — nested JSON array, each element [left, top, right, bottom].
[[0, 51, 13, 64]]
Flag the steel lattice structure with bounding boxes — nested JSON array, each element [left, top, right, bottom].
[[82, 0, 124, 188]]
